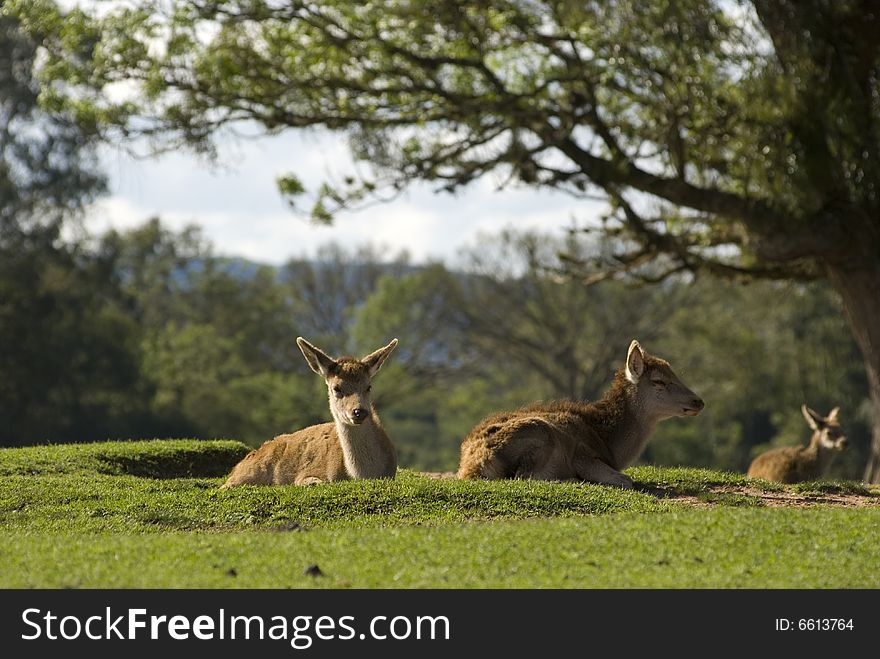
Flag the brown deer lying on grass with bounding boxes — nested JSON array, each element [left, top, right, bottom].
[[747, 405, 847, 483], [457, 340, 704, 488], [221, 337, 398, 488]]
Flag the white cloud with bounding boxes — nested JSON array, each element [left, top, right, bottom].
[[86, 130, 607, 265]]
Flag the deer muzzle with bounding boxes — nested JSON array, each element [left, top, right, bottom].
[[682, 397, 705, 416]]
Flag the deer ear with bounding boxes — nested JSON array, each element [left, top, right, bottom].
[[801, 404, 823, 430], [297, 337, 336, 377], [625, 340, 645, 384], [362, 339, 398, 378], [826, 407, 840, 422]]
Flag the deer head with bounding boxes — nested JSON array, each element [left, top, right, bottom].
[[297, 337, 398, 426], [625, 340, 705, 420], [802, 405, 847, 452]]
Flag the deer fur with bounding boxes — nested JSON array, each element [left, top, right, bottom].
[[457, 340, 704, 488], [221, 337, 398, 488], [747, 405, 847, 483]]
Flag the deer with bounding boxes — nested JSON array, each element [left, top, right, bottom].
[[221, 337, 399, 488], [747, 405, 847, 483], [457, 340, 704, 488]]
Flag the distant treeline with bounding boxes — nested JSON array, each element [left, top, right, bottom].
[[0, 217, 870, 477]]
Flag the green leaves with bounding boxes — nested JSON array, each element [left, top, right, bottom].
[[276, 172, 306, 200]]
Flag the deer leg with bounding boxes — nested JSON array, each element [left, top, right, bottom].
[[574, 458, 634, 489], [513, 438, 578, 481], [296, 476, 324, 486], [513, 447, 539, 478]]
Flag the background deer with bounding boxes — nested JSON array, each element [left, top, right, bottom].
[[458, 340, 704, 488], [221, 337, 398, 487], [747, 405, 847, 483]]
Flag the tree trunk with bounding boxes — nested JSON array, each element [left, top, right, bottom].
[[826, 262, 880, 483]]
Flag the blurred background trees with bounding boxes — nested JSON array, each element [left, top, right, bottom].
[[0, 10, 125, 446], [2, 211, 870, 477]]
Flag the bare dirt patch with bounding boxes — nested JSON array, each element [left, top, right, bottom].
[[640, 483, 880, 508], [420, 471, 880, 508]]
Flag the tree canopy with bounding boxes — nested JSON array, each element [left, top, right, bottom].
[[9, 1, 876, 271], [0, 11, 104, 237]]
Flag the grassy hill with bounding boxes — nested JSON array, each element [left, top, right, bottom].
[[1, 440, 878, 588]]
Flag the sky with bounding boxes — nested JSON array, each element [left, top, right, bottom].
[[87, 128, 605, 266], [57, 0, 606, 266]]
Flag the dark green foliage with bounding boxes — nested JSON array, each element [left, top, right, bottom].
[[0, 228, 146, 446], [0, 12, 132, 447], [645, 278, 870, 478]]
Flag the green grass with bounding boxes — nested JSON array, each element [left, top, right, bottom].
[[695, 491, 766, 507], [0, 440, 877, 588], [630, 465, 784, 493], [0, 469, 669, 533], [2, 509, 877, 588], [791, 480, 876, 496], [0, 438, 249, 477]]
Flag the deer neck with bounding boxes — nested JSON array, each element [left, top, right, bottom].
[[606, 401, 659, 470], [331, 408, 394, 479], [590, 378, 660, 470], [804, 434, 837, 475]]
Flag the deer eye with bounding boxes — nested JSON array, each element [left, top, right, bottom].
[[333, 385, 343, 397], [651, 379, 667, 388]]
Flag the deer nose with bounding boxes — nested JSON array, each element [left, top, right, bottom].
[[351, 408, 369, 423], [691, 398, 705, 411]]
